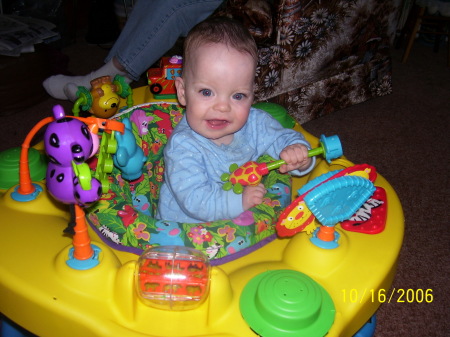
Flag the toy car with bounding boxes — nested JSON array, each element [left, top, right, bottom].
[[147, 56, 182, 99]]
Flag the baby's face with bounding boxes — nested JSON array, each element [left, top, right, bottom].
[[175, 43, 256, 145]]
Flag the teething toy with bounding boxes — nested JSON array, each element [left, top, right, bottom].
[[221, 135, 342, 194]]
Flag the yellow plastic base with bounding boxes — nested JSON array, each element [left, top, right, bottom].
[[0, 87, 404, 337]]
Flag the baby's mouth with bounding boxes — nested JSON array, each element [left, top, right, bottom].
[[206, 119, 229, 129]]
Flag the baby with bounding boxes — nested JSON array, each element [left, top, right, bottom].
[[156, 17, 315, 223]]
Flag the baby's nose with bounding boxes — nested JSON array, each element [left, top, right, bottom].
[[214, 98, 231, 112]]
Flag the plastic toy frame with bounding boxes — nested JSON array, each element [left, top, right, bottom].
[[0, 86, 404, 337]]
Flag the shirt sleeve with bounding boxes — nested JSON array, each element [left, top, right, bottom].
[[249, 109, 316, 175]]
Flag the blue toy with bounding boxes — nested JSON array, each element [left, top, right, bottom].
[[113, 118, 147, 180]]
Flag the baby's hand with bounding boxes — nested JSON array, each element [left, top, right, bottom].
[[242, 183, 266, 211], [279, 144, 312, 173]]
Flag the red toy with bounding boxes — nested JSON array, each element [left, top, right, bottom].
[[147, 56, 182, 99], [136, 246, 211, 310]]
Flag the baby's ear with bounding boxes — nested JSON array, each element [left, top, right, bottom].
[[175, 76, 186, 106]]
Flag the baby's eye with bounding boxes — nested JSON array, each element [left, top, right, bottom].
[[200, 89, 212, 97], [233, 93, 246, 100]]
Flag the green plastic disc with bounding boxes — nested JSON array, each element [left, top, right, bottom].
[[240, 269, 335, 337], [0, 147, 47, 190]]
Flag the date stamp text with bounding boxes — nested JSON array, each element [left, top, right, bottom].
[[341, 288, 434, 304]]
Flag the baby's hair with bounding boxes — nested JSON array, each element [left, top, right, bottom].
[[182, 16, 258, 70]]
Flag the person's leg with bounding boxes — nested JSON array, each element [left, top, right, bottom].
[[106, 0, 224, 80], [43, 0, 223, 101], [42, 59, 130, 101]]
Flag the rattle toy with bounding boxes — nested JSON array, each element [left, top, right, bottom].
[[276, 164, 385, 249], [136, 246, 211, 311], [43, 106, 125, 267], [10, 104, 125, 269], [221, 134, 342, 194], [45, 105, 102, 207], [72, 75, 133, 118]]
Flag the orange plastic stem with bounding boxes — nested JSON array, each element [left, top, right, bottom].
[[18, 117, 55, 195], [69, 116, 125, 134], [316, 226, 336, 242], [72, 204, 94, 260]]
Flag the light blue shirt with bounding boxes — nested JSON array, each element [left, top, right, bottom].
[[156, 108, 315, 223]]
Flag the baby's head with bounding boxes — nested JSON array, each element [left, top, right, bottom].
[[182, 17, 258, 71], [176, 17, 258, 145]]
